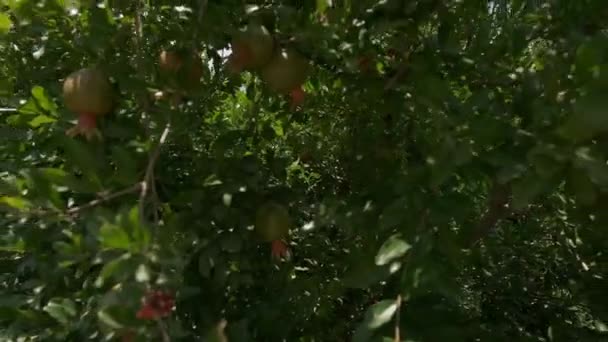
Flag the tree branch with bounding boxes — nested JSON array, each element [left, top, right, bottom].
[[156, 318, 171, 342], [384, 65, 409, 91], [394, 294, 402, 342], [133, 0, 153, 133], [67, 183, 142, 216], [138, 122, 171, 225], [4, 183, 144, 222], [470, 180, 511, 246]]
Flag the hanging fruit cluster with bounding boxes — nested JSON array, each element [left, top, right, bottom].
[[58, 6, 302, 289], [227, 20, 311, 109]]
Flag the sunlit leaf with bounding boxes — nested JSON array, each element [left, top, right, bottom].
[[31, 86, 58, 115], [43, 298, 77, 325], [99, 223, 131, 251], [29, 115, 56, 127], [96, 254, 133, 287], [0, 13, 11, 35], [353, 299, 399, 342], [375, 234, 411, 266], [0, 196, 31, 210]]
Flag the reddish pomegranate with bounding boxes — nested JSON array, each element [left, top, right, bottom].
[[289, 86, 306, 109], [159, 50, 183, 72], [227, 22, 274, 73], [260, 48, 310, 108], [255, 202, 291, 260], [299, 150, 314, 164], [158, 49, 204, 92], [357, 55, 373, 73], [62, 68, 113, 140], [136, 290, 175, 320], [119, 330, 136, 342]]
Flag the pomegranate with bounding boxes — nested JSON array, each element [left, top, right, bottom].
[[299, 150, 314, 164], [255, 202, 291, 260], [136, 289, 175, 320], [159, 50, 183, 73], [260, 48, 309, 93], [289, 87, 306, 109], [62, 67, 113, 140], [357, 55, 373, 73], [119, 330, 136, 342], [228, 22, 274, 73], [260, 48, 310, 108], [158, 49, 204, 92]]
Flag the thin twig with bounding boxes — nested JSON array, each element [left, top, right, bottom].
[[2, 183, 143, 222], [150, 167, 160, 223], [67, 183, 142, 215], [197, 0, 208, 26], [470, 180, 511, 246], [384, 66, 408, 91], [384, 49, 413, 91], [156, 318, 171, 342], [139, 122, 171, 225], [394, 294, 402, 342], [191, 0, 208, 50], [133, 0, 152, 133]]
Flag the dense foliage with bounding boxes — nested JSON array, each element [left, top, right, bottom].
[[1, 0, 608, 341]]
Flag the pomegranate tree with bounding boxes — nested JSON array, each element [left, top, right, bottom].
[[255, 201, 291, 260], [62, 67, 113, 140]]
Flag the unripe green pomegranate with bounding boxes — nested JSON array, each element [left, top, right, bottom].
[[62, 67, 113, 140], [255, 201, 291, 259]]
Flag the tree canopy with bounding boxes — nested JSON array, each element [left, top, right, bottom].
[[1, 0, 608, 341]]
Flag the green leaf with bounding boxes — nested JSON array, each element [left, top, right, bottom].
[[198, 251, 215, 278], [110, 146, 139, 185], [343, 259, 393, 289], [43, 298, 77, 325], [125, 206, 150, 253], [511, 170, 560, 211], [0, 196, 31, 211], [0, 295, 26, 308], [57, 136, 103, 185], [37, 167, 97, 194], [0, 13, 11, 35], [0, 78, 13, 97], [17, 98, 43, 116], [316, 0, 332, 14], [31, 86, 57, 115], [375, 234, 411, 266], [567, 167, 597, 206], [99, 223, 131, 251], [29, 115, 56, 127], [97, 308, 124, 330], [353, 299, 399, 342], [558, 92, 608, 141], [95, 254, 133, 287], [221, 234, 243, 253], [271, 119, 284, 137], [572, 147, 608, 186], [575, 36, 608, 83]]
